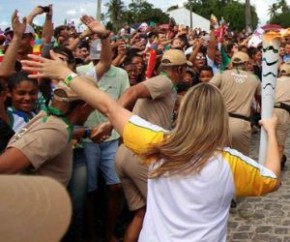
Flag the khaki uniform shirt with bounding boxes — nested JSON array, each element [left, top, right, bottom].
[[7, 111, 72, 186], [210, 69, 261, 155], [133, 74, 177, 130], [274, 76, 290, 145], [210, 69, 261, 117]]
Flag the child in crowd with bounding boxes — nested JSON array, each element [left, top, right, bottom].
[[199, 65, 214, 83], [7, 71, 38, 133]]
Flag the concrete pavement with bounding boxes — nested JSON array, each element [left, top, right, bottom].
[[227, 131, 290, 241]]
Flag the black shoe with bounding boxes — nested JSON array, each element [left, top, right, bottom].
[[231, 199, 237, 208], [281, 155, 287, 170]]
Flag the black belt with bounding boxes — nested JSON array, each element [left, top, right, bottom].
[[274, 102, 290, 115], [229, 112, 250, 122]]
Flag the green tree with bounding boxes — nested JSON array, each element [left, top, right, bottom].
[[184, 0, 258, 31], [123, 0, 169, 24], [278, 0, 289, 12], [105, 0, 126, 32], [128, 0, 153, 17], [268, 0, 290, 27], [268, 3, 278, 19], [270, 11, 290, 28], [142, 8, 169, 24], [185, 0, 223, 20], [167, 5, 179, 12]]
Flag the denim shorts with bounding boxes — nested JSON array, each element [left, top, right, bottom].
[[83, 139, 120, 192]]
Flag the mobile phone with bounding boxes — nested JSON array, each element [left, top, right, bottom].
[[41, 6, 50, 13]]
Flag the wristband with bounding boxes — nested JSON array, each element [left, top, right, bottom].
[[83, 127, 91, 138], [99, 30, 111, 40], [64, 73, 78, 86]]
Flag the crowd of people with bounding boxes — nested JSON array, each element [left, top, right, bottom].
[[0, 4, 289, 242]]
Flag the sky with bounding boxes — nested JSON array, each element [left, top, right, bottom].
[[0, 0, 288, 31]]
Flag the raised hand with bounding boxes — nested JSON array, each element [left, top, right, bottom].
[[32, 6, 45, 15], [47, 4, 53, 17], [80, 15, 107, 36], [21, 51, 71, 81], [259, 116, 277, 134], [11, 10, 26, 38]]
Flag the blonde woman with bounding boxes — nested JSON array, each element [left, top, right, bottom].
[[22, 51, 280, 242]]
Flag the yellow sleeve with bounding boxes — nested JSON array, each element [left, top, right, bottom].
[[123, 115, 166, 155], [223, 148, 279, 198]]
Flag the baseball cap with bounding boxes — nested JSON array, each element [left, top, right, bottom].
[[89, 39, 101, 60], [0, 175, 72, 242], [280, 63, 290, 75], [161, 49, 192, 67], [4, 25, 35, 36], [138, 22, 148, 32], [24, 24, 35, 35], [53, 82, 81, 102], [4, 27, 12, 36], [231, 51, 250, 64]]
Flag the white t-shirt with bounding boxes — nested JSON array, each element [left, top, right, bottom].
[[122, 116, 278, 242], [139, 155, 232, 242]]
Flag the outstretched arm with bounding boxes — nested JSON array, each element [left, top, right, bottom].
[[26, 5, 45, 25], [0, 10, 26, 77], [260, 116, 280, 179], [81, 15, 112, 81], [41, 5, 54, 45], [21, 53, 133, 136]]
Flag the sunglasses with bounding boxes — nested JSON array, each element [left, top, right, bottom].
[[196, 56, 206, 60]]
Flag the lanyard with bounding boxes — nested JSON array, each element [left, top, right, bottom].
[[42, 106, 73, 142]]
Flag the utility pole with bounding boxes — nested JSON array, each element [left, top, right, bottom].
[[245, 0, 252, 33], [96, 0, 102, 21], [190, 5, 193, 29]]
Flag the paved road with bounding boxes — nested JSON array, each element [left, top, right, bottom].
[[227, 131, 290, 241]]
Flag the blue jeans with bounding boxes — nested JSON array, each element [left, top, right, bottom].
[[64, 148, 87, 242], [83, 140, 120, 192]]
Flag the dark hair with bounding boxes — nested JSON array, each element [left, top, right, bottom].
[[247, 47, 259, 59], [7, 71, 38, 92], [225, 42, 235, 54], [122, 53, 143, 67], [122, 53, 145, 82], [78, 41, 89, 50], [54, 25, 67, 38], [52, 46, 75, 65], [148, 32, 158, 39], [122, 56, 134, 67], [199, 65, 214, 75], [39, 77, 52, 105]]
